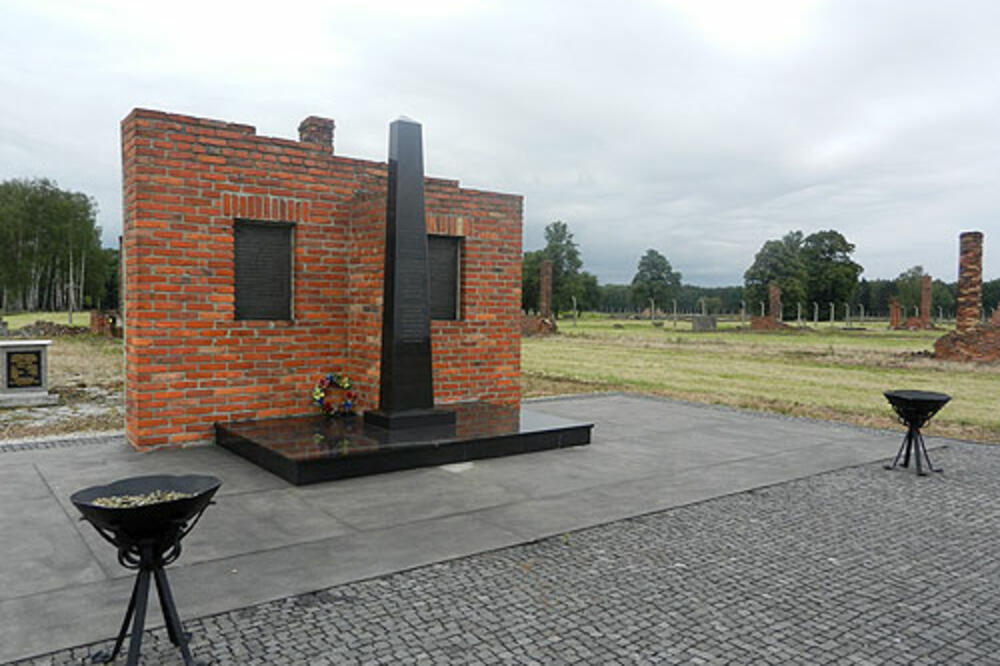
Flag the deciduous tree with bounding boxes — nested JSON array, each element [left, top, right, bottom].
[[630, 249, 681, 310]]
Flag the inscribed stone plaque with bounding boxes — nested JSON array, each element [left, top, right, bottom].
[[429, 235, 459, 320], [234, 220, 293, 320], [7, 351, 42, 389]]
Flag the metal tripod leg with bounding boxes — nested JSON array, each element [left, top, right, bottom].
[[125, 568, 151, 666], [92, 571, 143, 663], [902, 428, 914, 468], [885, 430, 911, 470], [154, 567, 200, 665], [916, 431, 942, 474]]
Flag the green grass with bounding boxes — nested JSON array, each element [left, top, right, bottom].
[[523, 317, 999, 443], [2, 311, 87, 329]]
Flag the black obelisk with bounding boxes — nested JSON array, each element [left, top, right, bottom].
[[364, 118, 456, 429]]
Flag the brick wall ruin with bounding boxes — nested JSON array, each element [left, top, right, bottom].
[[934, 231, 999, 362], [122, 109, 522, 450]]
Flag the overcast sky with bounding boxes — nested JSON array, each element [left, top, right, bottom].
[[2, 0, 998, 286]]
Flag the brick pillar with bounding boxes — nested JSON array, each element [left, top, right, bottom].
[[539, 259, 553, 319], [920, 275, 932, 326], [956, 231, 983, 333], [768, 283, 781, 322], [889, 298, 901, 329], [298, 116, 335, 154]]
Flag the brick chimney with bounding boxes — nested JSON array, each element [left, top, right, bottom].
[[298, 116, 335, 154], [539, 259, 553, 319], [768, 282, 782, 322], [956, 231, 983, 333], [920, 274, 932, 325]]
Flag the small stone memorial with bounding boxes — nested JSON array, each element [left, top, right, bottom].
[[692, 315, 717, 332], [0, 339, 58, 407]]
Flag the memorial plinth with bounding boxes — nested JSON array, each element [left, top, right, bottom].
[[217, 402, 593, 485], [0, 339, 58, 407]]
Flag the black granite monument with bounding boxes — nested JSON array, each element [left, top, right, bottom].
[[363, 118, 456, 430], [214, 117, 593, 485]]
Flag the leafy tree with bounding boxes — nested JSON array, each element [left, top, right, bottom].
[[630, 249, 681, 309], [521, 249, 544, 312], [743, 231, 807, 318], [857, 278, 897, 317], [676, 285, 745, 313], [894, 266, 926, 312], [577, 271, 600, 311], [542, 221, 583, 316], [801, 230, 862, 306], [931, 280, 955, 317], [0, 178, 108, 313], [983, 278, 1000, 318], [598, 284, 633, 312]]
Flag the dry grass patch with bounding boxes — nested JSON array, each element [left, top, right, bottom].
[[522, 329, 1000, 444], [0, 335, 123, 440]]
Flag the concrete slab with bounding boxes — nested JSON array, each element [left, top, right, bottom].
[[0, 394, 926, 663]]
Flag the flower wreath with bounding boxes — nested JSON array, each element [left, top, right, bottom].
[[312, 373, 357, 416]]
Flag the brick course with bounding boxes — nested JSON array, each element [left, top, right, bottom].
[[122, 109, 522, 450]]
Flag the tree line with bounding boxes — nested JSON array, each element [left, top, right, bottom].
[[0, 178, 118, 315], [523, 222, 1000, 318]]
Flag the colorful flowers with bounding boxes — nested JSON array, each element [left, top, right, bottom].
[[312, 373, 357, 416]]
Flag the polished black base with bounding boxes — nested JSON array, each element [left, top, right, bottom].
[[216, 402, 593, 486], [363, 407, 456, 429]]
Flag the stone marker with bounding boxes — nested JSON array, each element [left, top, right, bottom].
[[692, 315, 717, 332], [364, 118, 455, 430], [0, 339, 58, 407]]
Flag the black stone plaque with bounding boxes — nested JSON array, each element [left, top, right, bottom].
[[7, 351, 42, 389], [234, 220, 292, 320], [366, 118, 455, 429], [429, 235, 459, 320]]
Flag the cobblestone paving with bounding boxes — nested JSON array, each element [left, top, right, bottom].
[[14, 442, 1000, 665]]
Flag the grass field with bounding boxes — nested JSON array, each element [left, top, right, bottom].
[[2, 311, 997, 444], [522, 317, 1000, 443], [2, 311, 89, 329]]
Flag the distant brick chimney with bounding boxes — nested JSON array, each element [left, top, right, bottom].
[[768, 282, 782, 322], [539, 260, 553, 319], [956, 231, 983, 333], [298, 116, 335, 154], [920, 275, 932, 325]]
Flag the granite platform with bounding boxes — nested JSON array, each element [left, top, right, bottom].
[[216, 402, 593, 485]]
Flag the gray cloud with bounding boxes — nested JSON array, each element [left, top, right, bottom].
[[2, 0, 998, 286]]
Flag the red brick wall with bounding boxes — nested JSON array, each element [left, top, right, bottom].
[[122, 109, 522, 450]]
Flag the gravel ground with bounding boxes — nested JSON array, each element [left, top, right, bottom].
[[12, 442, 1000, 666]]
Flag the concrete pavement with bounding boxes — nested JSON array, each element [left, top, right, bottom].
[[1, 394, 914, 663]]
